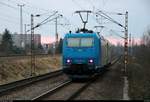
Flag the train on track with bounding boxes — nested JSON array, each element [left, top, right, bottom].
[[62, 28, 116, 79]]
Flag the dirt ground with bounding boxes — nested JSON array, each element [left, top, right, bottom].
[[75, 60, 124, 100]]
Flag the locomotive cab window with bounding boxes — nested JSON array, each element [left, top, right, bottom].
[[67, 38, 80, 47], [67, 37, 94, 47], [80, 38, 93, 47]]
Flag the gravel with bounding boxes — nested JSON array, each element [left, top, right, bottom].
[[0, 60, 124, 100], [42, 82, 85, 100], [0, 74, 69, 100], [75, 61, 124, 100]]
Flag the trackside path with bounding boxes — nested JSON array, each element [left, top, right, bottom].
[[75, 61, 124, 100]]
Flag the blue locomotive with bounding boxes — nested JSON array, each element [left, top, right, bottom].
[[62, 29, 112, 78]]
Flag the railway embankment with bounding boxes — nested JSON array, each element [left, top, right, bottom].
[[0, 55, 61, 85]]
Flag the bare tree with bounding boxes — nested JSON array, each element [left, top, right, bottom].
[[141, 27, 150, 47]]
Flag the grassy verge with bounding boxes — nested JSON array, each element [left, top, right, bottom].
[[0, 55, 61, 85], [127, 56, 150, 100]]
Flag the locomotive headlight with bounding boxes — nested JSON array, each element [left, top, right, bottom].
[[89, 59, 94, 63], [66, 59, 71, 63]]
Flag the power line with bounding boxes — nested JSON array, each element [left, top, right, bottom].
[[20, 2, 58, 17], [7, 0, 76, 31], [94, 11, 125, 28], [99, 10, 125, 15], [109, 29, 125, 39], [0, 1, 30, 15], [76, 1, 114, 30], [14, 0, 51, 12], [62, 13, 78, 30], [82, 1, 123, 25], [0, 1, 18, 10], [26, 14, 62, 33], [61, 15, 76, 30], [3, 0, 47, 15], [58, 23, 71, 31], [39, 11, 58, 25], [6, 0, 41, 11]]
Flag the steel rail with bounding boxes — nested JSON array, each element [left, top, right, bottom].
[[0, 70, 63, 96], [68, 56, 121, 100], [67, 74, 99, 100], [0, 54, 52, 58], [32, 57, 121, 100], [32, 74, 102, 100], [111, 55, 122, 65], [31, 80, 72, 100]]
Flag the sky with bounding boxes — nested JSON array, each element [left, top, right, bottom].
[[0, 0, 149, 45]]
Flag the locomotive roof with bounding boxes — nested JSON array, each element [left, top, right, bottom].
[[64, 32, 111, 44], [64, 32, 100, 38]]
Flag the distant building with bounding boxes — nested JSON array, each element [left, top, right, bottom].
[[42, 43, 55, 54], [12, 34, 41, 48], [0, 34, 41, 48]]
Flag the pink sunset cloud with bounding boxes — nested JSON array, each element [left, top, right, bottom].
[[41, 36, 55, 44], [41, 36, 142, 46], [106, 37, 141, 46], [131, 38, 141, 45], [106, 37, 124, 46]]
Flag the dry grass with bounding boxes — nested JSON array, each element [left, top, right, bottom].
[[0, 55, 62, 85], [127, 56, 150, 100]]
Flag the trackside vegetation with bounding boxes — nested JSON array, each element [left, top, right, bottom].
[[127, 28, 150, 100]]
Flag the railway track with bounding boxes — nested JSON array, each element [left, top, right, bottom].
[[0, 70, 69, 100], [0, 57, 121, 100], [32, 74, 100, 100], [67, 74, 101, 100], [31, 80, 72, 100], [0, 54, 51, 58], [32, 56, 121, 100]]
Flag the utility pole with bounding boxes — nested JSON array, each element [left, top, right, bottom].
[[95, 10, 129, 75], [131, 36, 134, 56], [24, 24, 27, 35], [53, 17, 58, 57], [124, 11, 128, 75], [24, 24, 27, 48], [24, 24, 30, 48], [30, 14, 40, 77], [55, 17, 58, 46], [18, 4, 25, 48], [54, 14, 62, 57], [129, 33, 131, 56], [95, 10, 129, 99], [30, 14, 35, 76]]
